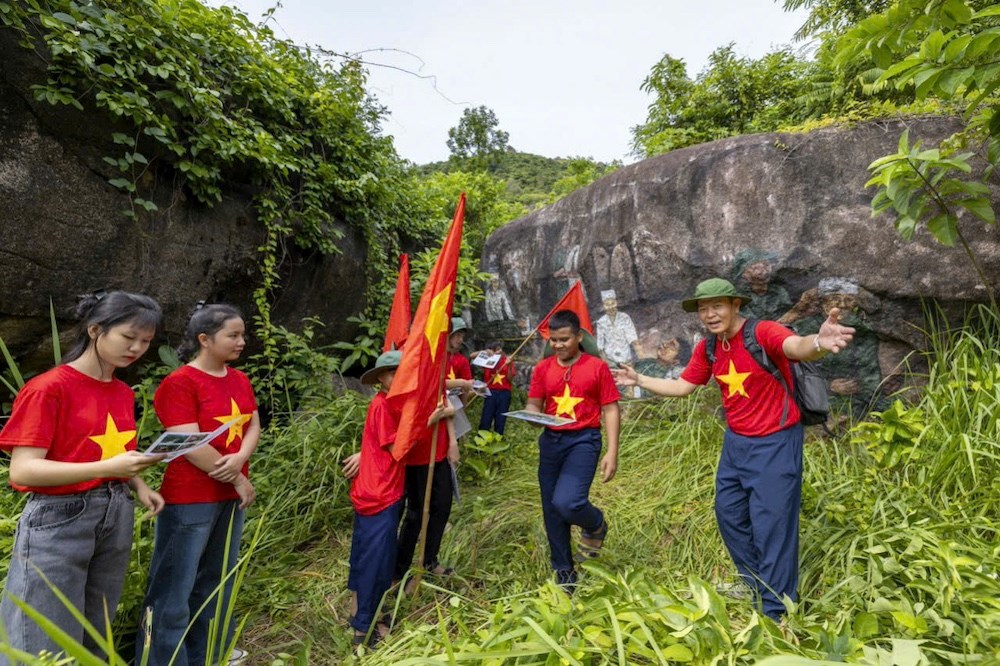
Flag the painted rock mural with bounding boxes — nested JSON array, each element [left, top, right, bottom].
[[478, 117, 1000, 414]]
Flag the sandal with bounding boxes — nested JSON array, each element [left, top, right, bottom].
[[428, 561, 456, 576], [575, 520, 609, 562]]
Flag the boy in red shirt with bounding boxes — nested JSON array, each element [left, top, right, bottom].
[[525, 310, 620, 589], [348, 351, 405, 645], [348, 351, 452, 643], [478, 340, 515, 435]]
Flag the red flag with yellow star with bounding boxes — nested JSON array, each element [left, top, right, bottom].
[[383, 254, 412, 352], [538, 281, 592, 339], [387, 194, 465, 461]]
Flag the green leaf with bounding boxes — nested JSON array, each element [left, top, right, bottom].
[[51, 11, 76, 25], [927, 214, 959, 246], [108, 178, 131, 189], [49, 298, 60, 364], [962, 198, 996, 224]]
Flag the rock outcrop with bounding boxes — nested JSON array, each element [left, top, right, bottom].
[[480, 117, 999, 411], [0, 27, 367, 370]]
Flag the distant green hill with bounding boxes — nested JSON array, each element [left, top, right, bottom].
[[418, 150, 620, 211]]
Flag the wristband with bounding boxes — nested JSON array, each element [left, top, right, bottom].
[[813, 335, 823, 353]]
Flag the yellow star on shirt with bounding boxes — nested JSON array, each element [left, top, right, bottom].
[[716, 360, 751, 399], [491, 371, 506, 386], [424, 283, 453, 362], [447, 367, 457, 380], [551, 384, 584, 420], [89, 414, 136, 460], [214, 398, 252, 446]]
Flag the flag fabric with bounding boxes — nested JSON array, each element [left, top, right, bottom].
[[387, 194, 465, 462], [382, 254, 411, 352], [538, 281, 593, 339]]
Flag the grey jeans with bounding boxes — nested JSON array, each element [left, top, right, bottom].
[[0, 482, 134, 664]]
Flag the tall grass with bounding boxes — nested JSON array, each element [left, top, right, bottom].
[[4, 306, 1000, 663]]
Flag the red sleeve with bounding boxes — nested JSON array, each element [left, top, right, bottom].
[[756, 321, 796, 359], [0, 384, 58, 450], [154, 373, 200, 427], [595, 360, 621, 405], [508, 360, 516, 378], [680, 339, 713, 385], [370, 396, 399, 450], [457, 356, 473, 380], [528, 360, 546, 400]]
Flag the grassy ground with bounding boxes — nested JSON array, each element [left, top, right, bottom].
[[2, 309, 998, 664]]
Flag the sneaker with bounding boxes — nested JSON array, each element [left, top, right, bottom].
[[227, 648, 248, 664], [555, 568, 578, 592], [715, 581, 753, 600]]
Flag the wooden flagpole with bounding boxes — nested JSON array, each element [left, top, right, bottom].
[[410, 357, 450, 598]]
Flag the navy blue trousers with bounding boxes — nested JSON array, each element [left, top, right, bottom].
[[538, 428, 604, 573], [715, 424, 803, 620], [478, 389, 512, 435], [348, 500, 403, 633]]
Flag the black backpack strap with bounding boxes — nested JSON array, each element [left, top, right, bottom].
[[704, 335, 717, 366], [743, 319, 793, 428]]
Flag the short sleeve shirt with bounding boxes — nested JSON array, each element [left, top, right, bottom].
[[350, 391, 405, 515], [0, 365, 137, 495], [528, 353, 620, 430], [483, 357, 515, 391], [401, 419, 449, 467], [446, 353, 472, 382], [154, 365, 258, 504], [681, 320, 798, 436]]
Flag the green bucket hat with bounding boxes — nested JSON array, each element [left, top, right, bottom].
[[681, 278, 752, 313], [360, 350, 402, 385], [450, 317, 468, 334]]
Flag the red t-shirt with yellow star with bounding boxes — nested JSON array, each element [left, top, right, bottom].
[[351, 391, 405, 515], [155, 365, 257, 504], [447, 352, 472, 382], [483, 357, 515, 391], [528, 353, 620, 430], [681, 320, 798, 437], [0, 365, 138, 495]]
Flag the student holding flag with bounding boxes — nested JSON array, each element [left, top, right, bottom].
[[386, 195, 467, 589], [347, 351, 453, 645]]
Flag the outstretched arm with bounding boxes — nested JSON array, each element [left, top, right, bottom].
[[611, 365, 699, 398], [783, 307, 855, 361], [600, 402, 620, 482]]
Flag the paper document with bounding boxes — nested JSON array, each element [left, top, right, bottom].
[[143, 418, 241, 462], [450, 461, 461, 502], [472, 351, 502, 369], [502, 410, 576, 427]]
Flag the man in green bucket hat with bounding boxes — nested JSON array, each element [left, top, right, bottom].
[[614, 277, 855, 621]]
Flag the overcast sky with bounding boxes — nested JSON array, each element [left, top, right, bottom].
[[221, 1, 810, 165]]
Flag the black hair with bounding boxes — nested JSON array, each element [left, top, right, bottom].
[[548, 309, 581, 334], [177, 303, 243, 362], [486, 339, 503, 351], [63, 291, 163, 363]]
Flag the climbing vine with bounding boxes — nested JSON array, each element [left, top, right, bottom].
[[0, 0, 427, 392]]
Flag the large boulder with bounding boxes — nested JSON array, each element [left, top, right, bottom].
[[0, 27, 367, 371], [480, 117, 999, 412]]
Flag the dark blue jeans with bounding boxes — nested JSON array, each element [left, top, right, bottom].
[[348, 500, 403, 633], [137, 500, 244, 666], [479, 389, 512, 435], [715, 424, 803, 620], [537, 428, 604, 573]]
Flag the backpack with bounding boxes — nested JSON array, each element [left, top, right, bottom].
[[704, 319, 829, 427]]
